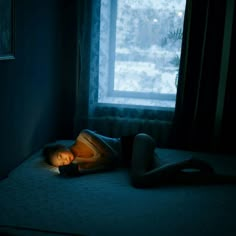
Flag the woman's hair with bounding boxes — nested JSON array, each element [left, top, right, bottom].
[[42, 144, 67, 165]]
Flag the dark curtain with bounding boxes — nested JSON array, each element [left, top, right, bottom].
[[73, 0, 92, 135], [221, 1, 236, 154], [170, 0, 235, 153], [74, 0, 235, 152]]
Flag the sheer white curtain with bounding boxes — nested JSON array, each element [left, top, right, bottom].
[[74, 0, 174, 146]]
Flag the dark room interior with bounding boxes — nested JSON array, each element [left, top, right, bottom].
[[0, 0, 236, 235]]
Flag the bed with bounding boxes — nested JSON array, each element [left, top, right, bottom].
[[0, 140, 236, 236]]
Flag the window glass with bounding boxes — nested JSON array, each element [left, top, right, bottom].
[[98, 0, 186, 109]]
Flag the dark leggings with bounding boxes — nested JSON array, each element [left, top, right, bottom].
[[126, 133, 236, 188]]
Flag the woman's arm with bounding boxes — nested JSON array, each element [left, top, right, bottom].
[[72, 156, 98, 163], [59, 151, 114, 177], [58, 159, 113, 177], [70, 140, 94, 159]]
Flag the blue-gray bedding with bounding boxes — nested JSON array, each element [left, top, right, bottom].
[[0, 140, 236, 236]]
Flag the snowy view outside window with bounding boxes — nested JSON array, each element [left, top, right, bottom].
[[98, 0, 186, 108]]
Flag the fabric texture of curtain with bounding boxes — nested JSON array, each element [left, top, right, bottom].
[[74, 0, 235, 153], [171, 0, 235, 153], [73, 0, 173, 146]]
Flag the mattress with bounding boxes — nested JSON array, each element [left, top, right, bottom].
[[0, 140, 236, 236]]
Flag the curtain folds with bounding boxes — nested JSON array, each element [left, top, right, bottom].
[[220, 0, 236, 154], [171, 0, 235, 153], [74, 0, 173, 144], [73, 0, 92, 134], [74, 0, 235, 153]]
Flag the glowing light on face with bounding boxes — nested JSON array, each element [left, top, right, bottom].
[[51, 150, 74, 167]]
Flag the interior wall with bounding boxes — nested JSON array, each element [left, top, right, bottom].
[[0, 0, 78, 179]]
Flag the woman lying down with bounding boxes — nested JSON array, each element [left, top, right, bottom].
[[43, 129, 236, 188]]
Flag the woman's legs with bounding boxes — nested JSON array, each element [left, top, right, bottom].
[[130, 133, 195, 187], [130, 133, 236, 188], [130, 133, 158, 187]]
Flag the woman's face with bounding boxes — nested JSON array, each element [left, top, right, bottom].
[[50, 149, 74, 167]]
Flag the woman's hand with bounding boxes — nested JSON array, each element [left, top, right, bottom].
[[59, 163, 80, 177]]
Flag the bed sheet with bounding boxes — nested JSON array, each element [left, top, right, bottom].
[[0, 140, 236, 236]]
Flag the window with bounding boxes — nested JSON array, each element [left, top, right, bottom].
[[98, 0, 186, 109]]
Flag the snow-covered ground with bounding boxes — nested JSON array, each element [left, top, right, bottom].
[[114, 61, 177, 94], [99, 59, 177, 108]]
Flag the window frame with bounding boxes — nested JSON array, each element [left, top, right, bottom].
[[105, 0, 177, 103]]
